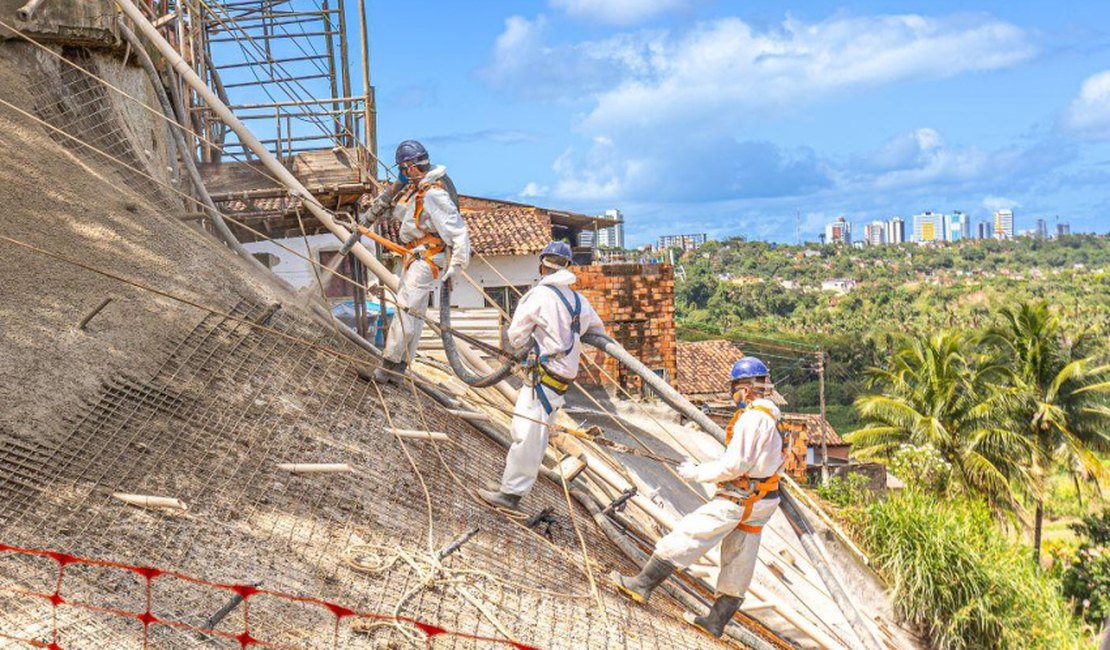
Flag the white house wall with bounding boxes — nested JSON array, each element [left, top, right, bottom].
[[243, 234, 346, 289], [452, 254, 542, 308]]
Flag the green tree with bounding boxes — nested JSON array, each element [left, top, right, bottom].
[[984, 300, 1110, 563], [849, 332, 1030, 513]]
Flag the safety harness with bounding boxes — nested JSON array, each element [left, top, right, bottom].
[[397, 180, 448, 278], [525, 285, 582, 415], [715, 404, 783, 535]]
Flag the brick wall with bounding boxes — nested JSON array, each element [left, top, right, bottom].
[[574, 264, 677, 392]]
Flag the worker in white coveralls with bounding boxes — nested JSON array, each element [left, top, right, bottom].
[[612, 356, 783, 638], [477, 241, 605, 511], [373, 140, 471, 384]]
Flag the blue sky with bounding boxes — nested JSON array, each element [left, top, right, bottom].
[[358, 1, 1110, 245]]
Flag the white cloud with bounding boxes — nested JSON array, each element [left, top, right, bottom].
[[520, 181, 550, 198], [550, 0, 688, 26], [982, 196, 1021, 212], [1062, 71, 1110, 139], [485, 13, 1034, 129]]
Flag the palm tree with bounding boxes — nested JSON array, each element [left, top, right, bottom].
[[849, 331, 1031, 514], [984, 301, 1110, 564]]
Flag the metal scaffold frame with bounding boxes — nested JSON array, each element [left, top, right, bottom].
[[175, 0, 373, 166]]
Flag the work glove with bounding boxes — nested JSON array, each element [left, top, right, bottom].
[[441, 265, 461, 283], [676, 461, 700, 481]]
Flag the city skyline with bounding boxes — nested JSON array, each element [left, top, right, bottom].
[[372, 1, 1110, 246]]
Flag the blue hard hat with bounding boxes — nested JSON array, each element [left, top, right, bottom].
[[395, 140, 429, 166], [730, 356, 769, 381], [540, 241, 574, 264]]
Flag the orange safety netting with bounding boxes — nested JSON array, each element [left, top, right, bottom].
[[0, 543, 535, 649]]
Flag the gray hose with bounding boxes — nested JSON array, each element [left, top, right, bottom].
[[778, 490, 883, 650], [438, 282, 526, 387], [580, 332, 727, 440]]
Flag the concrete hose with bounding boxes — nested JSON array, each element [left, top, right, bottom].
[[580, 332, 727, 440], [438, 282, 525, 387]]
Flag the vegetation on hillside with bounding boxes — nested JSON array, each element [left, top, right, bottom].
[[673, 236, 1110, 644], [674, 235, 1110, 431]]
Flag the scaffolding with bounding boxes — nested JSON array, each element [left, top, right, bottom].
[[178, 0, 374, 169]]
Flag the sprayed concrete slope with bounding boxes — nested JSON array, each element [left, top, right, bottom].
[[0, 41, 766, 648]]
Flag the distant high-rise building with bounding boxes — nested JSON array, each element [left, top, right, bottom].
[[578, 230, 596, 248], [976, 222, 991, 240], [824, 217, 851, 245], [865, 221, 887, 246], [1036, 218, 1049, 240], [913, 211, 945, 243], [656, 233, 708, 251], [947, 211, 971, 242], [596, 208, 625, 249], [888, 217, 906, 244], [1057, 222, 1071, 237], [993, 209, 1015, 239]]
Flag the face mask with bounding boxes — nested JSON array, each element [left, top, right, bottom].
[[398, 169, 409, 185]]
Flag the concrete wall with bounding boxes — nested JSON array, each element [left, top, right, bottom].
[[0, 0, 117, 47]]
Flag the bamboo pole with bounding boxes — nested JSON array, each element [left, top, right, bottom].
[[277, 463, 352, 474], [113, 493, 187, 511], [389, 429, 449, 442]]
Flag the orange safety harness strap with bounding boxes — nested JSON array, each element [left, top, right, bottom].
[[717, 402, 783, 534], [353, 181, 448, 279]]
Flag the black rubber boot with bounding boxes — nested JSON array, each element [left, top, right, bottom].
[[611, 556, 676, 604], [477, 488, 522, 511], [371, 360, 406, 384], [692, 595, 742, 638]]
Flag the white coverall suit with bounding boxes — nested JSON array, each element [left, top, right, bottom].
[[382, 165, 471, 365], [499, 268, 605, 496], [654, 399, 784, 597]]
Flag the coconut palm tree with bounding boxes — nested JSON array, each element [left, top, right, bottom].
[[984, 300, 1110, 564], [849, 331, 1031, 514]]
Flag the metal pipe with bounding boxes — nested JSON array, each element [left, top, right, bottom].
[[357, 0, 373, 165], [117, 18, 286, 292], [779, 490, 883, 650], [16, 0, 48, 22]]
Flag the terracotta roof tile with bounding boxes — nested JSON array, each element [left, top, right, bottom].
[[463, 207, 550, 257], [676, 339, 744, 399]]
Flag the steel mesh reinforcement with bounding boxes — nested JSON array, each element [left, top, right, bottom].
[[0, 298, 740, 649]]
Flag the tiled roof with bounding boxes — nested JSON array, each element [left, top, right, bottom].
[[463, 207, 551, 257], [338, 205, 550, 257], [781, 413, 848, 446], [676, 339, 744, 398]]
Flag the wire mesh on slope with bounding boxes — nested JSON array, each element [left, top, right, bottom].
[[29, 47, 182, 216], [0, 298, 738, 649]]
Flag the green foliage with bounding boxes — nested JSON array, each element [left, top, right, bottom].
[[848, 491, 1088, 650], [1062, 510, 1110, 626], [815, 473, 871, 507], [674, 236, 1110, 423], [888, 444, 952, 494], [982, 300, 1110, 559], [848, 331, 1030, 514]]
